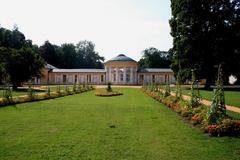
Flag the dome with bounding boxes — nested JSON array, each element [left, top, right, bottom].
[[105, 54, 136, 63]]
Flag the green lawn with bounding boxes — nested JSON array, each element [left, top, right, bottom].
[[171, 86, 240, 107], [0, 88, 240, 160], [181, 88, 240, 107], [0, 88, 45, 97]]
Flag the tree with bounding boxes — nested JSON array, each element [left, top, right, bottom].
[[138, 47, 171, 68], [3, 48, 44, 89], [39, 41, 60, 67], [61, 43, 77, 68], [0, 25, 44, 88], [169, 0, 240, 88], [39, 40, 104, 69], [75, 40, 104, 68]]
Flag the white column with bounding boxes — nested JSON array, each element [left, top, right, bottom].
[[123, 67, 126, 84], [130, 68, 133, 84], [109, 67, 112, 82], [54, 74, 57, 83], [105, 67, 108, 82], [116, 68, 119, 84]]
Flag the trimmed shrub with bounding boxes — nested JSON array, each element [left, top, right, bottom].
[[95, 91, 123, 97]]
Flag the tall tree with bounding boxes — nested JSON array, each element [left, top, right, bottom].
[[39, 41, 59, 67], [169, 0, 240, 87], [61, 43, 77, 68], [138, 47, 171, 68], [0, 25, 45, 88], [76, 40, 104, 68]]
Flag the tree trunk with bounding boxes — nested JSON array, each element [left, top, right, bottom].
[[204, 78, 211, 89], [204, 73, 213, 89], [12, 84, 18, 90]]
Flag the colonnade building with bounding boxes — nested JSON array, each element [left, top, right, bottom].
[[35, 54, 176, 85]]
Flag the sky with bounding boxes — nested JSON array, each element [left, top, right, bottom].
[[0, 0, 172, 61]]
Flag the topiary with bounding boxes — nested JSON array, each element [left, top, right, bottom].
[[207, 64, 226, 125], [189, 69, 201, 108], [106, 82, 112, 92], [164, 83, 171, 97]]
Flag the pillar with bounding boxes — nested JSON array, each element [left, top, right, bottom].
[[130, 68, 133, 84], [116, 68, 119, 84], [123, 67, 126, 84]]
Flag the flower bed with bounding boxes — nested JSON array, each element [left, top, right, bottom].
[[143, 89, 240, 137], [0, 87, 95, 107], [95, 91, 123, 97]]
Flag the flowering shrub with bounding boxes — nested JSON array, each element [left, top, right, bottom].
[[191, 114, 204, 125], [95, 91, 123, 97], [0, 85, 95, 107], [142, 84, 240, 137]]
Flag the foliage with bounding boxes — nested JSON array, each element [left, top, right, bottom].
[[46, 85, 51, 96], [164, 83, 171, 97], [207, 64, 226, 125], [169, 0, 240, 87], [106, 82, 112, 92], [27, 84, 35, 100], [138, 47, 171, 68], [64, 85, 70, 95], [0, 26, 44, 89], [73, 83, 77, 93], [56, 84, 61, 94], [95, 91, 123, 97], [0, 85, 94, 106], [2, 84, 12, 103], [175, 83, 182, 101], [144, 87, 240, 137], [189, 70, 201, 107], [39, 40, 105, 69]]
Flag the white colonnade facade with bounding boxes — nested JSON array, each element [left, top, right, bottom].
[[34, 54, 175, 85]]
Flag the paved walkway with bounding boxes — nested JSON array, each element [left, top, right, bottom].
[[170, 92, 240, 113]]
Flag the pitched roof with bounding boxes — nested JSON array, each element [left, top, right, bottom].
[[105, 54, 136, 63], [52, 69, 106, 73], [139, 68, 173, 73]]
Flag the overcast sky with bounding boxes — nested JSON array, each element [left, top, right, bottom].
[[0, 0, 172, 61]]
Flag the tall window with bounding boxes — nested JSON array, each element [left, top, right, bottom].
[[120, 74, 124, 81], [111, 68, 116, 82], [152, 75, 155, 83], [165, 75, 168, 83], [119, 68, 124, 81], [101, 75, 104, 82], [126, 68, 130, 82], [87, 75, 91, 83], [75, 75, 77, 83], [139, 74, 144, 83], [63, 75, 67, 83]]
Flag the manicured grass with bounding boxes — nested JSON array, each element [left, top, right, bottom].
[[0, 88, 45, 97], [181, 88, 240, 107], [0, 88, 240, 160]]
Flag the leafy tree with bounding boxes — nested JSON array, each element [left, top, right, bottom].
[[169, 0, 240, 88], [0, 25, 28, 49], [61, 43, 77, 68], [39, 40, 104, 69], [3, 48, 44, 89], [39, 41, 61, 68], [0, 25, 44, 87], [138, 47, 171, 68], [76, 40, 104, 68]]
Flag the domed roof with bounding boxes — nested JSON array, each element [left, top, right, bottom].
[[105, 54, 136, 63]]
